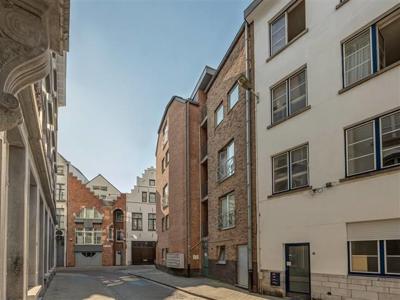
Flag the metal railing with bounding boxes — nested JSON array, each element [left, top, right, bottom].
[[217, 156, 235, 181], [218, 212, 235, 229]]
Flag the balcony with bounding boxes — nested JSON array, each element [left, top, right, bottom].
[[217, 157, 235, 182], [162, 196, 169, 208], [218, 212, 235, 230]]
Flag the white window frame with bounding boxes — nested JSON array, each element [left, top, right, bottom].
[[345, 120, 376, 176], [75, 228, 102, 245], [289, 145, 309, 190], [228, 83, 240, 110], [342, 28, 373, 87], [384, 239, 400, 275], [272, 152, 289, 194], [215, 102, 224, 127], [349, 240, 380, 274], [379, 111, 400, 169]]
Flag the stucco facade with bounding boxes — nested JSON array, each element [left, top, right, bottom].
[[126, 167, 157, 265], [246, 0, 400, 299]]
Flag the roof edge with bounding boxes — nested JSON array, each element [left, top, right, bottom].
[[244, 0, 264, 19]]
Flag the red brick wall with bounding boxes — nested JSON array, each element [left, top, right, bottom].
[[66, 174, 126, 267], [155, 99, 201, 274]]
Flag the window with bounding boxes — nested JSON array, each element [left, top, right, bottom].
[[162, 217, 165, 232], [163, 122, 168, 145], [92, 185, 107, 191], [270, 0, 306, 56], [162, 184, 168, 207], [56, 208, 65, 228], [132, 213, 143, 231], [115, 210, 123, 222], [215, 103, 224, 127], [217, 141, 235, 181], [166, 150, 169, 165], [271, 68, 307, 124], [148, 213, 156, 231], [162, 158, 166, 173], [350, 241, 379, 273], [342, 8, 400, 88], [272, 144, 308, 193], [385, 240, 400, 275], [149, 192, 156, 203], [217, 246, 226, 264], [76, 207, 102, 220], [75, 228, 102, 245], [56, 183, 65, 202], [228, 83, 239, 110], [142, 191, 148, 202], [165, 214, 170, 230], [346, 110, 400, 176], [116, 229, 124, 241], [149, 179, 155, 186], [219, 193, 235, 229]]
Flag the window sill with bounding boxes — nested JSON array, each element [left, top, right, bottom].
[[266, 28, 309, 63], [218, 172, 235, 184], [336, 0, 350, 10], [219, 225, 236, 231], [267, 105, 311, 129], [267, 186, 312, 199], [339, 61, 400, 95], [339, 165, 400, 183]]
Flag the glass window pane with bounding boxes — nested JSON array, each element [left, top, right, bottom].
[[291, 146, 308, 188], [386, 240, 400, 274], [289, 70, 307, 114], [381, 112, 400, 167], [272, 81, 287, 123], [271, 15, 286, 55], [228, 84, 239, 109], [351, 241, 379, 273], [216, 104, 224, 126], [346, 122, 375, 175], [344, 30, 372, 86], [273, 153, 289, 193]]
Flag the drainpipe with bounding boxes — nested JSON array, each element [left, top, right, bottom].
[[244, 21, 253, 292], [185, 101, 191, 277]]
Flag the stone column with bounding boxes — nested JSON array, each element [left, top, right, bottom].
[[28, 178, 38, 287], [6, 137, 27, 299], [38, 199, 44, 286]]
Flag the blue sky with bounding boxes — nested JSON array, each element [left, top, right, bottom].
[[59, 0, 251, 192]]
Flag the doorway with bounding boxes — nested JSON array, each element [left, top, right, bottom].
[[285, 243, 310, 298], [237, 245, 248, 288]]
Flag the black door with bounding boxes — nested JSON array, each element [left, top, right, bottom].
[[285, 243, 310, 298], [56, 237, 64, 267]]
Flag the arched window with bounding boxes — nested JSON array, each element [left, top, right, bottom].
[[115, 210, 123, 222]]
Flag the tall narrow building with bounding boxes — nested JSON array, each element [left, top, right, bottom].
[[0, 0, 70, 298]]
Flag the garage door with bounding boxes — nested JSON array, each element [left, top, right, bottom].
[[75, 251, 102, 267], [132, 241, 156, 265]]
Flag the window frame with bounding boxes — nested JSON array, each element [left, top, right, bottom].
[[384, 239, 400, 276], [345, 120, 377, 177], [227, 83, 240, 110], [132, 212, 143, 231], [269, 0, 306, 57], [272, 144, 309, 194], [215, 102, 224, 127], [142, 191, 148, 202], [270, 66, 308, 125], [149, 192, 156, 203], [217, 140, 235, 181], [148, 213, 156, 231], [349, 240, 380, 274], [345, 110, 400, 177], [219, 192, 235, 230]]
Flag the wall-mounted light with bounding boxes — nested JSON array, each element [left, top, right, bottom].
[[237, 75, 260, 103]]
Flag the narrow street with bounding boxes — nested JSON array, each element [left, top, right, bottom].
[[44, 267, 203, 300]]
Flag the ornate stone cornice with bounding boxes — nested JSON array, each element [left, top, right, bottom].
[[0, 0, 51, 131]]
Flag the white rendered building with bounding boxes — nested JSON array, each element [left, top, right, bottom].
[[86, 174, 121, 203], [126, 167, 157, 265], [245, 0, 400, 299]]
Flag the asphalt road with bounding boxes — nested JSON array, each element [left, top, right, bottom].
[[44, 268, 204, 300]]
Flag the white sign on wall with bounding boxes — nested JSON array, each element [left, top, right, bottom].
[[166, 253, 184, 269]]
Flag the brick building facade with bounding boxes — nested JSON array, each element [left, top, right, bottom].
[[202, 25, 257, 289], [155, 96, 202, 276], [67, 174, 126, 267]]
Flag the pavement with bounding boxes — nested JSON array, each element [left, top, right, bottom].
[[44, 265, 283, 300]]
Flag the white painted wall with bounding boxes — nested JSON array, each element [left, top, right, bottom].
[[247, 0, 400, 277], [86, 174, 121, 202], [126, 167, 157, 265]]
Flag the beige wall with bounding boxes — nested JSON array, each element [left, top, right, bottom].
[[248, 0, 400, 281]]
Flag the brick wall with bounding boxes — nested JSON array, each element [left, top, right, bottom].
[[66, 174, 126, 267], [205, 28, 257, 287]]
